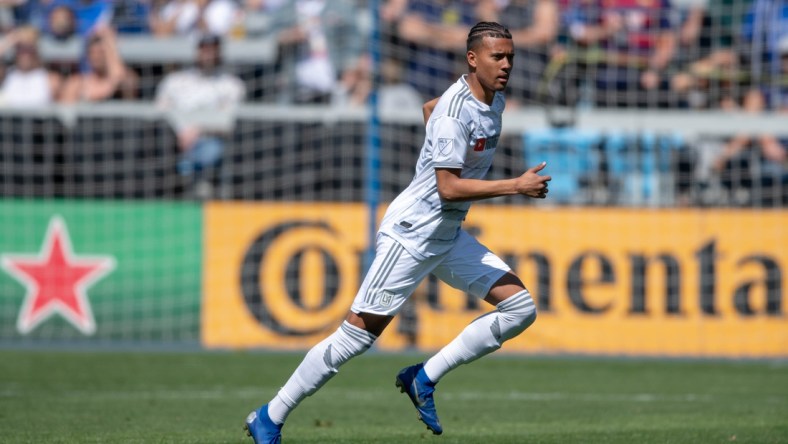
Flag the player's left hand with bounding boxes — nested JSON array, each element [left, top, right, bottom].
[[516, 162, 551, 199]]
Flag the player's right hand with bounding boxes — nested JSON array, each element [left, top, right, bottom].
[[516, 162, 551, 199]]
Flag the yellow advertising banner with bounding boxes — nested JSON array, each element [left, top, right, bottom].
[[203, 202, 788, 357]]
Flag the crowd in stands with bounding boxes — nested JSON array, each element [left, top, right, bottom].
[[0, 0, 782, 108], [0, 0, 784, 204]]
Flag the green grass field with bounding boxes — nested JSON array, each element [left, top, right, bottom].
[[1, 349, 786, 443]]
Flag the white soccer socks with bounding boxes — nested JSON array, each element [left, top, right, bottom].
[[267, 321, 377, 425], [422, 289, 536, 383], [266, 291, 535, 424]]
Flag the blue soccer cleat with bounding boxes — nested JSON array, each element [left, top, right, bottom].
[[244, 404, 282, 444], [395, 363, 443, 435]]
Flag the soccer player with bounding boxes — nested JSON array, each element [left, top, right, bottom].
[[245, 21, 550, 443]]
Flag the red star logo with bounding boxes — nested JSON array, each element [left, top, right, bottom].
[[1, 216, 115, 335]]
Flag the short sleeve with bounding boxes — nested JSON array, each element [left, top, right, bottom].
[[431, 116, 469, 169]]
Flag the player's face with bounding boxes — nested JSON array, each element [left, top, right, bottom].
[[469, 37, 514, 92]]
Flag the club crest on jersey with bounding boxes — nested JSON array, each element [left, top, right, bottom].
[[379, 290, 395, 307], [438, 138, 452, 155]]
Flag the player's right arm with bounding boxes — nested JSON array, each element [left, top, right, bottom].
[[435, 163, 550, 202], [422, 97, 440, 124]]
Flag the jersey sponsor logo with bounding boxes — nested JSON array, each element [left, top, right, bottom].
[[473, 135, 498, 152], [437, 138, 452, 156]]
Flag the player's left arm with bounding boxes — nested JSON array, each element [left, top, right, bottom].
[[435, 163, 550, 202]]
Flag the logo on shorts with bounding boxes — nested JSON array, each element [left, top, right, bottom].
[[380, 290, 395, 307]]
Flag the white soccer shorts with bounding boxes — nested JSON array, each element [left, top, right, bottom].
[[350, 230, 511, 316]]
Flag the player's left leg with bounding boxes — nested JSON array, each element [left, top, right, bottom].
[[396, 231, 537, 433], [419, 271, 536, 384]]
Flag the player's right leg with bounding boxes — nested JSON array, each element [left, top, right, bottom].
[[245, 234, 433, 443]]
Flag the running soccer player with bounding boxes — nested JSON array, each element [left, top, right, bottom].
[[245, 21, 550, 443]]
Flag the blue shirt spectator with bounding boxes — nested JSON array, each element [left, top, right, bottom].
[[43, 0, 112, 37], [742, 0, 788, 95], [10, 0, 50, 32], [111, 0, 152, 34]]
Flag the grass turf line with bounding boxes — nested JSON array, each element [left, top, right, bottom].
[[0, 350, 786, 443]]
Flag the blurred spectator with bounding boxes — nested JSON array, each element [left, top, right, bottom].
[[377, 58, 422, 111], [150, 0, 240, 38], [670, 0, 753, 109], [565, 0, 677, 107], [37, 0, 113, 37], [267, 0, 364, 104], [8, 0, 51, 32], [112, 0, 152, 34], [0, 0, 25, 31], [396, 0, 488, 98], [378, 0, 409, 83], [241, 0, 289, 38], [245, 0, 287, 12], [0, 26, 61, 106], [714, 0, 788, 204], [71, 0, 112, 35], [43, 3, 77, 40], [23, 0, 110, 40], [488, 0, 559, 106], [155, 34, 245, 198], [58, 25, 139, 102], [381, 0, 408, 23], [742, 0, 788, 102], [712, 41, 788, 207], [334, 53, 371, 106]]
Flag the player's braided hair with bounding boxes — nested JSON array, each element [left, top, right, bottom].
[[466, 22, 512, 51]]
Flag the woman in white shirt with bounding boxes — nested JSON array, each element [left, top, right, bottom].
[[0, 28, 61, 107]]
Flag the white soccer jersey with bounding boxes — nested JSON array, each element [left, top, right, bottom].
[[379, 75, 505, 260]]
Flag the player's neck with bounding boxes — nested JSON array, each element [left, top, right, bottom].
[[465, 73, 494, 105]]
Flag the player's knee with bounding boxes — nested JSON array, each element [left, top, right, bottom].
[[501, 309, 536, 343], [297, 326, 376, 397], [520, 307, 537, 331], [496, 290, 537, 342]]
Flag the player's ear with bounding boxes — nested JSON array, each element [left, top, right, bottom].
[[467, 50, 477, 69]]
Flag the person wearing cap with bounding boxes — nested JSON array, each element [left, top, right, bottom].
[[155, 33, 245, 199]]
